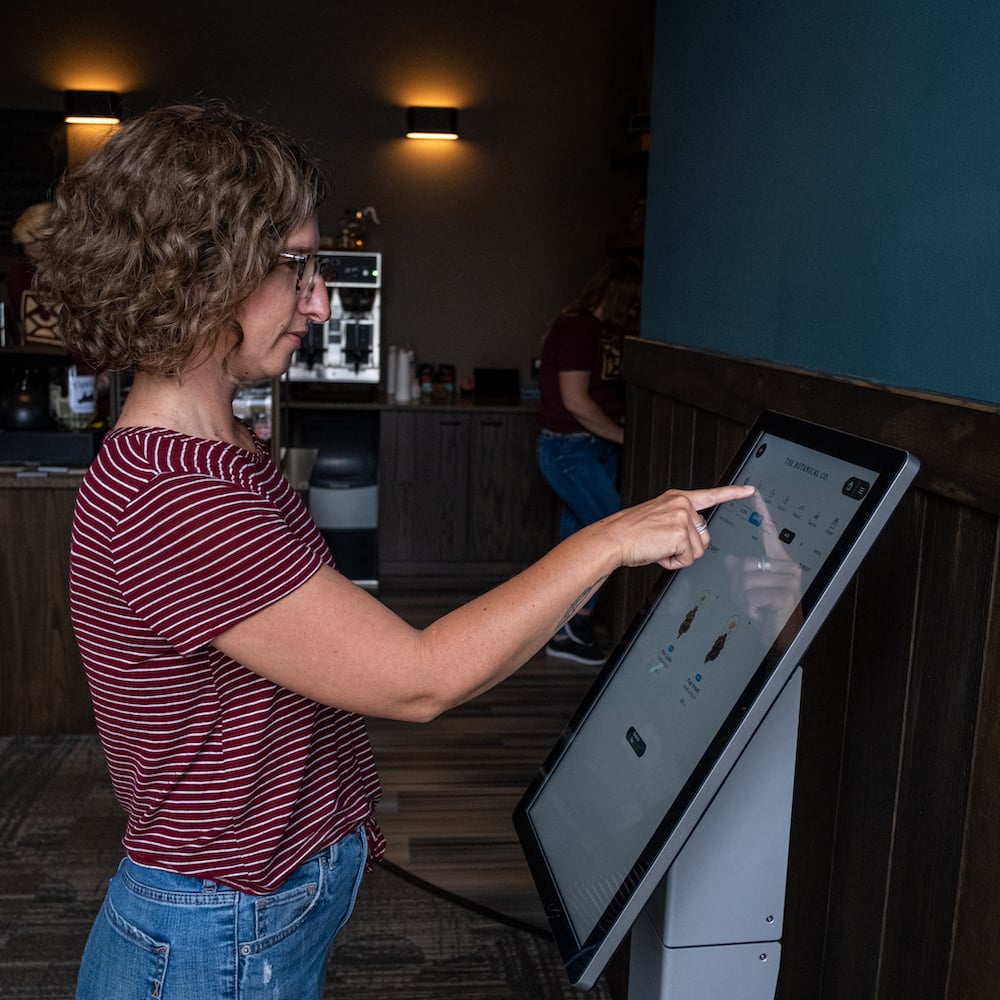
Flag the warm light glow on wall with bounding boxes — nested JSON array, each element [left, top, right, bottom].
[[380, 61, 476, 112], [66, 122, 120, 167], [45, 47, 139, 115]]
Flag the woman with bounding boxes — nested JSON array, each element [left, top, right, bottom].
[[536, 255, 642, 664], [38, 102, 751, 1000]]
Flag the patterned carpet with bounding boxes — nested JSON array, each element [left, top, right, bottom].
[[0, 735, 612, 1000]]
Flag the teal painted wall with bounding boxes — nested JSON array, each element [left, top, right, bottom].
[[643, 2, 1000, 404]]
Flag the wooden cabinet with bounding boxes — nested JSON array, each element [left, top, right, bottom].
[[378, 407, 556, 586], [0, 477, 94, 734], [378, 409, 469, 566], [468, 411, 555, 564]]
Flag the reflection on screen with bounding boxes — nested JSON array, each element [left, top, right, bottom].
[[527, 433, 880, 943]]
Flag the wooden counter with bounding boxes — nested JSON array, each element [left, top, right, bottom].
[[0, 469, 93, 733]]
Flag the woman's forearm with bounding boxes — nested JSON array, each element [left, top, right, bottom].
[[215, 484, 754, 721]]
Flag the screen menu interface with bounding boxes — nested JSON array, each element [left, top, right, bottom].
[[527, 433, 880, 943]]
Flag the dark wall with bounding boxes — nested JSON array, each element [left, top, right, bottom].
[[3, 1, 653, 387], [643, 2, 1000, 405]]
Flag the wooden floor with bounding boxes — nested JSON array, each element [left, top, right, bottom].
[[370, 590, 606, 930]]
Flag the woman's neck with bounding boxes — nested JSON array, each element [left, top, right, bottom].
[[116, 368, 252, 449]]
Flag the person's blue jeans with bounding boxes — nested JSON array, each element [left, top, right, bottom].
[[75, 826, 367, 1000], [537, 430, 621, 613]]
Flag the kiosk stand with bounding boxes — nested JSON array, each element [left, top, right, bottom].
[[628, 668, 801, 1000], [514, 412, 918, 995]]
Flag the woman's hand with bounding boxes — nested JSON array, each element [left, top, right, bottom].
[[597, 484, 757, 571]]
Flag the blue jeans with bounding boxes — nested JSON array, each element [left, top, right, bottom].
[[537, 430, 621, 542], [537, 431, 621, 611], [75, 826, 367, 1000]]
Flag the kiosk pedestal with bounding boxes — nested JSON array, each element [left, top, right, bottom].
[[628, 668, 801, 1000], [514, 413, 918, 995]]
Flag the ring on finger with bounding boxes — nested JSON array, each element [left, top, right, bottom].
[[695, 519, 708, 535]]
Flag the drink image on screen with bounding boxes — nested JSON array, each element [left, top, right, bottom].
[[514, 411, 920, 991]]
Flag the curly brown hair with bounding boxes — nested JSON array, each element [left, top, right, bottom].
[[36, 102, 328, 376]]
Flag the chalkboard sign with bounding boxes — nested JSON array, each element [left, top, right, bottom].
[[0, 110, 67, 254]]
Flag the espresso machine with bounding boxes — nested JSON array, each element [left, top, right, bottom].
[[281, 250, 382, 588], [286, 251, 381, 384]]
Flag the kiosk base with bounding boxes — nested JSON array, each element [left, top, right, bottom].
[[628, 668, 801, 1000], [628, 933, 780, 1000]]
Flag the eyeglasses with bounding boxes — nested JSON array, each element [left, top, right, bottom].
[[277, 251, 330, 296]]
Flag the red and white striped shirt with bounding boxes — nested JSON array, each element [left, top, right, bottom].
[[70, 426, 385, 894]]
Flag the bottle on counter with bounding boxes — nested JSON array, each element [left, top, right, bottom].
[[436, 364, 456, 403], [417, 363, 435, 404], [68, 366, 97, 421]]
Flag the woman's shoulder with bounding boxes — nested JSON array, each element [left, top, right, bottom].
[[544, 309, 600, 350], [93, 426, 270, 488]]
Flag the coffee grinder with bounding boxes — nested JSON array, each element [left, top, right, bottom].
[[287, 251, 382, 386]]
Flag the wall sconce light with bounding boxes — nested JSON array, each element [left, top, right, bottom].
[[405, 107, 459, 140], [64, 90, 122, 125]]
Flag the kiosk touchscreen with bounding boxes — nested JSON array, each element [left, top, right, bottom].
[[513, 411, 919, 991]]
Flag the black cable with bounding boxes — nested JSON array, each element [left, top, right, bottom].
[[378, 859, 553, 941]]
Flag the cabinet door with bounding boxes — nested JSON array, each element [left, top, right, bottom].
[[378, 409, 470, 565], [469, 411, 555, 564], [0, 485, 92, 734]]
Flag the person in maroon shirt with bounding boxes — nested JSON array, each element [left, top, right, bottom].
[[537, 255, 642, 664]]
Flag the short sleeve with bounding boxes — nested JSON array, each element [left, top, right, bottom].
[[111, 473, 327, 655], [550, 314, 601, 373]]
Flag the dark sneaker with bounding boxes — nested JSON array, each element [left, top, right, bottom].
[[546, 633, 607, 666]]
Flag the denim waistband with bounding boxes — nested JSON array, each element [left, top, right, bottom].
[[539, 428, 592, 438], [122, 825, 365, 896]]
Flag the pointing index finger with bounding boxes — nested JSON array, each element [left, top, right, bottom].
[[688, 484, 756, 512]]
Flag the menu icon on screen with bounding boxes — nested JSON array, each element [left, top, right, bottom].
[[842, 478, 871, 500], [626, 727, 647, 758]]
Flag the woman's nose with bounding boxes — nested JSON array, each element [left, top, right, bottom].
[[301, 279, 332, 324]]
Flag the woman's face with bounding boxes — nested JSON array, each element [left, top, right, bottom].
[[231, 216, 331, 382]]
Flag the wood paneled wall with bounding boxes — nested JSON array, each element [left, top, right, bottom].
[[614, 338, 1000, 1000]]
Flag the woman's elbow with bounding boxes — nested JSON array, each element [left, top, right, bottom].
[[371, 686, 455, 724]]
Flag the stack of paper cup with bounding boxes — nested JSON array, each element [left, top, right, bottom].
[[394, 348, 413, 403]]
